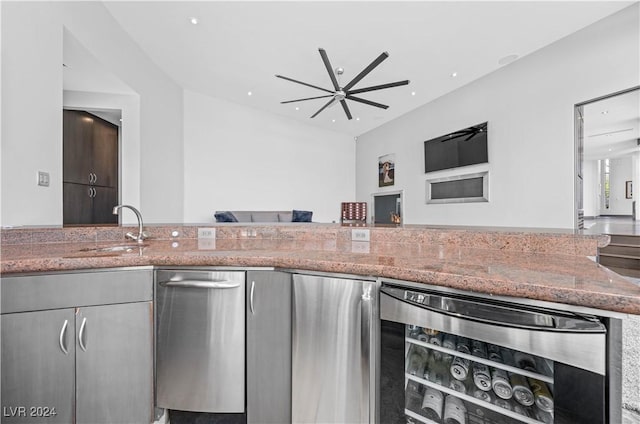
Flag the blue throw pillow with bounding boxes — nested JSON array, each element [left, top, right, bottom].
[[214, 211, 238, 222], [292, 210, 313, 222]]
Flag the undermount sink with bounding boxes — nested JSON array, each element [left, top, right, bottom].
[[80, 244, 147, 253]]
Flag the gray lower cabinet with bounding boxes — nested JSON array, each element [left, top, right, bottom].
[[75, 302, 153, 424], [246, 270, 292, 424], [291, 274, 377, 424], [1, 309, 76, 423], [1, 270, 153, 424]]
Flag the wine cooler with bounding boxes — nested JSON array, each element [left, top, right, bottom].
[[379, 283, 622, 424]]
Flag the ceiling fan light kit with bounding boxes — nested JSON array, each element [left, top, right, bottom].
[[276, 48, 409, 120]]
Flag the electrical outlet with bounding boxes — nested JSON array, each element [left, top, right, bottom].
[[351, 241, 370, 254], [37, 171, 50, 187], [198, 238, 216, 250], [198, 228, 216, 239], [351, 229, 370, 242]]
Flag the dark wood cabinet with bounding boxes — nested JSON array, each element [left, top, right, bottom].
[[63, 110, 118, 226], [63, 184, 117, 225]]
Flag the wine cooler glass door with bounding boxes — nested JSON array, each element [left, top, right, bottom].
[[379, 284, 615, 424]]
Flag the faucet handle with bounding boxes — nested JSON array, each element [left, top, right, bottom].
[[125, 232, 138, 241]]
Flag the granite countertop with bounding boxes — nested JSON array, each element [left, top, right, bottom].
[[2, 224, 639, 315]]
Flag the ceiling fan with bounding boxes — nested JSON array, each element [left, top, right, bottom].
[[276, 48, 409, 120]]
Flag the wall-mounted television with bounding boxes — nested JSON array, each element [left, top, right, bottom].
[[424, 122, 488, 173]]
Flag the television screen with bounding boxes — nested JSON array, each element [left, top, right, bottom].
[[424, 122, 488, 173]]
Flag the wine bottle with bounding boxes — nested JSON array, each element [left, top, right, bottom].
[[443, 395, 467, 424], [405, 380, 424, 413], [407, 345, 428, 376], [421, 387, 444, 422], [426, 349, 450, 387]]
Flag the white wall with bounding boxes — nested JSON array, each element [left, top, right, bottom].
[[183, 90, 355, 223], [1, 2, 184, 226], [583, 160, 599, 218], [608, 156, 634, 216], [634, 152, 640, 220], [356, 4, 639, 229]]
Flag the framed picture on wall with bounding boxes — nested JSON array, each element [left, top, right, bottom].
[[378, 154, 395, 187], [626, 180, 633, 199]]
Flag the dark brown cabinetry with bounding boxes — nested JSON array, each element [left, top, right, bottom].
[[63, 110, 118, 226]]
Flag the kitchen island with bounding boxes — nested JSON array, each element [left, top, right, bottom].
[[2, 223, 639, 315], [2, 223, 640, 423]]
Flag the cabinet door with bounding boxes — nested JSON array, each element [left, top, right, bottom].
[[292, 275, 375, 424], [75, 302, 153, 424], [92, 118, 118, 188], [92, 186, 118, 224], [1, 309, 75, 424], [246, 271, 292, 424], [63, 182, 93, 225], [63, 109, 93, 185]]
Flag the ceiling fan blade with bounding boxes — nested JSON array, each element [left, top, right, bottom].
[[346, 95, 389, 110], [310, 98, 337, 118], [280, 94, 334, 104], [340, 100, 353, 120], [348, 80, 410, 95], [343, 52, 389, 91], [319, 48, 340, 91], [275, 75, 334, 94]]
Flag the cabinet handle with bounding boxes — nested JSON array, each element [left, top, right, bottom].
[[59, 319, 69, 355], [78, 317, 87, 352], [250, 281, 255, 314], [92, 187, 97, 198], [93, 173, 97, 184]]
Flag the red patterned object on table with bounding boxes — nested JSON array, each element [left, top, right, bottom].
[[341, 202, 367, 224]]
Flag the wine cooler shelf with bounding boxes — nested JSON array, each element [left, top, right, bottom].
[[404, 326, 555, 424]]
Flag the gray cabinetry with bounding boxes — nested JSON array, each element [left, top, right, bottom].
[[246, 270, 292, 424], [291, 273, 377, 424], [76, 302, 153, 424], [1, 309, 75, 423], [1, 269, 153, 424]]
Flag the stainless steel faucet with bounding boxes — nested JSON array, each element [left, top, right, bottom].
[[112, 204, 146, 244]]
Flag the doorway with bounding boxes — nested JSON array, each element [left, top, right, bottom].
[[575, 87, 640, 232], [372, 190, 403, 225]]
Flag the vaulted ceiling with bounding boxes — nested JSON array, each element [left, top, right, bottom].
[[65, 1, 634, 137]]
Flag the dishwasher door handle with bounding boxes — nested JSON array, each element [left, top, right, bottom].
[[159, 279, 241, 289]]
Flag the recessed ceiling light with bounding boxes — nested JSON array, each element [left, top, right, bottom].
[[601, 110, 609, 115], [451, 72, 457, 78], [356, 117, 360, 121], [295, 107, 299, 111], [498, 54, 519, 66], [332, 119, 336, 123], [247, 91, 252, 96], [411, 91, 416, 96], [189, 17, 199, 25], [609, 148, 612, 151]]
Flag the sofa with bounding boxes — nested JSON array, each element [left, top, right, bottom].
[[214, 210, 312, 223]]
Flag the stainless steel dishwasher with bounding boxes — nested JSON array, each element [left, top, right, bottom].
[[155, 269, 246, 413]]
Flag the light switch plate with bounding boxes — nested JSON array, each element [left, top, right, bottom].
[[198, 228, 216, 239], [351, 229, 370, 242], [37, 171, 50, 187]]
